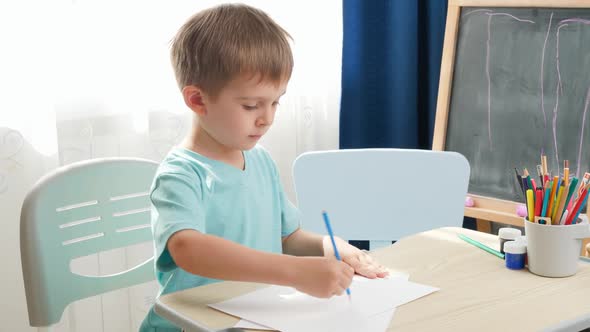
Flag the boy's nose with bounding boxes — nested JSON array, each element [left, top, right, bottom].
[[257, 110, 274, 127]]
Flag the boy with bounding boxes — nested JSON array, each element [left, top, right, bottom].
[[141, 4, 388, 331]]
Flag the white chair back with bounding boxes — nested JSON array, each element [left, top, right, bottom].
[[293, 149, 470, 246]]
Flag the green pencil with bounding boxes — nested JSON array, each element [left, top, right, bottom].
[[458, 234, 505, 260]]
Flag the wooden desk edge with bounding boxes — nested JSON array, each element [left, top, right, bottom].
[[546, 314, 590, 332], [154, 298, 214, 332]]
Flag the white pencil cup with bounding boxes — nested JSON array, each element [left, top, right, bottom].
[[524, 216, 590, 277]]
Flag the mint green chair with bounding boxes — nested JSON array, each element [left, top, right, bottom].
[[20, 158, 159, 327]]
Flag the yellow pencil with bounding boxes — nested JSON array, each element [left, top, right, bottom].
[[526, 189, 535, 222], [551, 184, 565, 224], [547, 176, 559, 217], [564, 167, 570, 186], [554, 182, 570, 224]]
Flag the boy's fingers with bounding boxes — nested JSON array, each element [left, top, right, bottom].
[[339, 278, 352, 290], [346, 265, 355, 276], [375, 264, 389, 277], [333, 286, 345, 296], [349, 250, 389, 278], [356, 265, 377, 279], [344, 252, 388, 279], [361, 261, 390, 279], [346, 256, 374, 275], [376, 264, 389, 274]]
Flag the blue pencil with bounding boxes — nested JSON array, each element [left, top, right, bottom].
[[540, 180, 552, 217], [321, 210, 351, 301]]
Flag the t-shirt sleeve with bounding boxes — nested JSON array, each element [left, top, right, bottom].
[[150, 172, 205, 272]]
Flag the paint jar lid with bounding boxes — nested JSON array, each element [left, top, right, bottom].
[[504, 240, 526, 254], [515, 235, 527, 245], [498, 228, 521, 240]]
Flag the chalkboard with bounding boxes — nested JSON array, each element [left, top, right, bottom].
[[442, 7, 590, 203]]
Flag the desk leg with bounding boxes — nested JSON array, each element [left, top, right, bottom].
[[476, 219, 492, 234]]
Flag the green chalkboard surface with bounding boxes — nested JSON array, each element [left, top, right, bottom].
[[445, 7, 590, 203]]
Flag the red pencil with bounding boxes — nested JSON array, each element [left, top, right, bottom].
[[565, 187, 589, 225], [535, 187, 543, 217], [534, 188, 543, 217]]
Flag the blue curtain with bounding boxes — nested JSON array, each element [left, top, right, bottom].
[[340, 0, 448, 150]]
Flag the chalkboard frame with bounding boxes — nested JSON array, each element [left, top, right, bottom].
[[432, 0, 590, 228]]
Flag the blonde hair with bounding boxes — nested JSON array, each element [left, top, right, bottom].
[[170, 4, 293, 97]]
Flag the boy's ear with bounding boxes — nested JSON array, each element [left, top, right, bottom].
[[182, 85, 207, 115]]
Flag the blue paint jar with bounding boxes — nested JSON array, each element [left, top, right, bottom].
[[504, 240, 526, 270]]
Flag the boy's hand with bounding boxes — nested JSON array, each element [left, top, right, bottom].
[[323, 236, 389, 279], [290, 257, 354, 298]]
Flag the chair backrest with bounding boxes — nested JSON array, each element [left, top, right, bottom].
[[293, 149, 470, 242], [20, 158, 159, 327]]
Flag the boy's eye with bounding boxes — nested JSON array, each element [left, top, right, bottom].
[[243, 105, 257, 111]]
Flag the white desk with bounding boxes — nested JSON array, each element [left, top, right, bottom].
[[155, 227, 590, 332]]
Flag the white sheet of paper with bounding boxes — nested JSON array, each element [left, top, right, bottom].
[[234, 319, 275, 330], [218, 274, 436, 332], [233, 273, 410, 331]]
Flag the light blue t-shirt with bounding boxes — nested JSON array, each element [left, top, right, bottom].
[[140, 145, 300, 331]]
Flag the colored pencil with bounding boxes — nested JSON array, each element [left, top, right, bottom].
[[515, 168, 524, 195], [547, 176, 559, 219], [535, 187, 543, 217], [567, 184, 590, 225], [526, 189, 535, 222], [551, 184, 565, 223], [321, 210, 351, 301], [458, 234, 505, 259], [541, 180, 552, 217]]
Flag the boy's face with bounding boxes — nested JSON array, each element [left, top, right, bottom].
[[199, 75, 288, 152]]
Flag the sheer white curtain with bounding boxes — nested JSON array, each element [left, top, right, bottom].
[[0, 1, 341, 331]]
